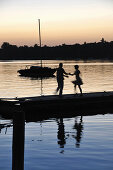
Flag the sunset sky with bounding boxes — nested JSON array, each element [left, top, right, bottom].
[[0, 0, 113, 46]]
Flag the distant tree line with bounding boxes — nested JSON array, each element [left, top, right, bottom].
[[0, 38, 113, 60]]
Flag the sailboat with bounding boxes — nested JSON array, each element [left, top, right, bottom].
[[17, 19, 56, 78]]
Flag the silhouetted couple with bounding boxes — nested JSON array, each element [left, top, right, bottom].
[[55, 63, 83, 96]]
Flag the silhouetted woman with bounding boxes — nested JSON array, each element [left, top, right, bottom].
[[70, 65, 83, 95], [73, 116, 83, 148]]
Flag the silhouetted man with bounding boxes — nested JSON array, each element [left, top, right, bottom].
[[57, 118, 66, 148], [55, 63, 68, 96]]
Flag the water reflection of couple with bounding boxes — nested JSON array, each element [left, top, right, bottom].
[[55, 63, 83, 96], [57, 116, 83, 149]]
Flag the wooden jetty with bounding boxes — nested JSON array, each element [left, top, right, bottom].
[[20, 91, 113, 116], [0, 91, 113, 120]]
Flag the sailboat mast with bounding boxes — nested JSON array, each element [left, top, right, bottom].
[[38, 19, 42, 67]]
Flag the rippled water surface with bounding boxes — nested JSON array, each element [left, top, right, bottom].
[[0, 60, 113, 170], [0, 60, 113, 97]]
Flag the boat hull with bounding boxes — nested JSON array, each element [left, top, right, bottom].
[[18, 67, 56, 78]]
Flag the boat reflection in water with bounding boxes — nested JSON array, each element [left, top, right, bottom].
[[18, 72, 56, 96]]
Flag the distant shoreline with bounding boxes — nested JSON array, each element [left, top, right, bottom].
[[0, 39, 113, 60]]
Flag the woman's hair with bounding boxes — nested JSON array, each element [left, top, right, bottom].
[[74, 65, 79, 69]]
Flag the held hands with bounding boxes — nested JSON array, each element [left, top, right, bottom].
[[64, 73, 73, 78], [69, 73, 74, 76], [64, 75, 69, 78]]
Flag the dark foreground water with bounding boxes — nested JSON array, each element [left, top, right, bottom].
[[0, 60, 113, 170], [1, 114, 113, 170]]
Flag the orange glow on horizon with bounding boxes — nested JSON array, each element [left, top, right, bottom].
[[0, 0, 113, 46]]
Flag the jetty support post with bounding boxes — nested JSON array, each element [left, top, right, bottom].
[[12, 107, 25, 170]]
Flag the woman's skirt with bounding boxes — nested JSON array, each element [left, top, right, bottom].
[[72, 77, 83, 85]]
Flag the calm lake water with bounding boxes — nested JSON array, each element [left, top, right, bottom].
[[0, 60, 113, 170]]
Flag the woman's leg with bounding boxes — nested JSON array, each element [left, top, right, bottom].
[[74, 84, 77, 93], [78, 85, 82, 95]]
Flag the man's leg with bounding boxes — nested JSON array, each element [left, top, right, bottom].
[[59, 81, 64, 96], [55, 81, 60, 94]]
